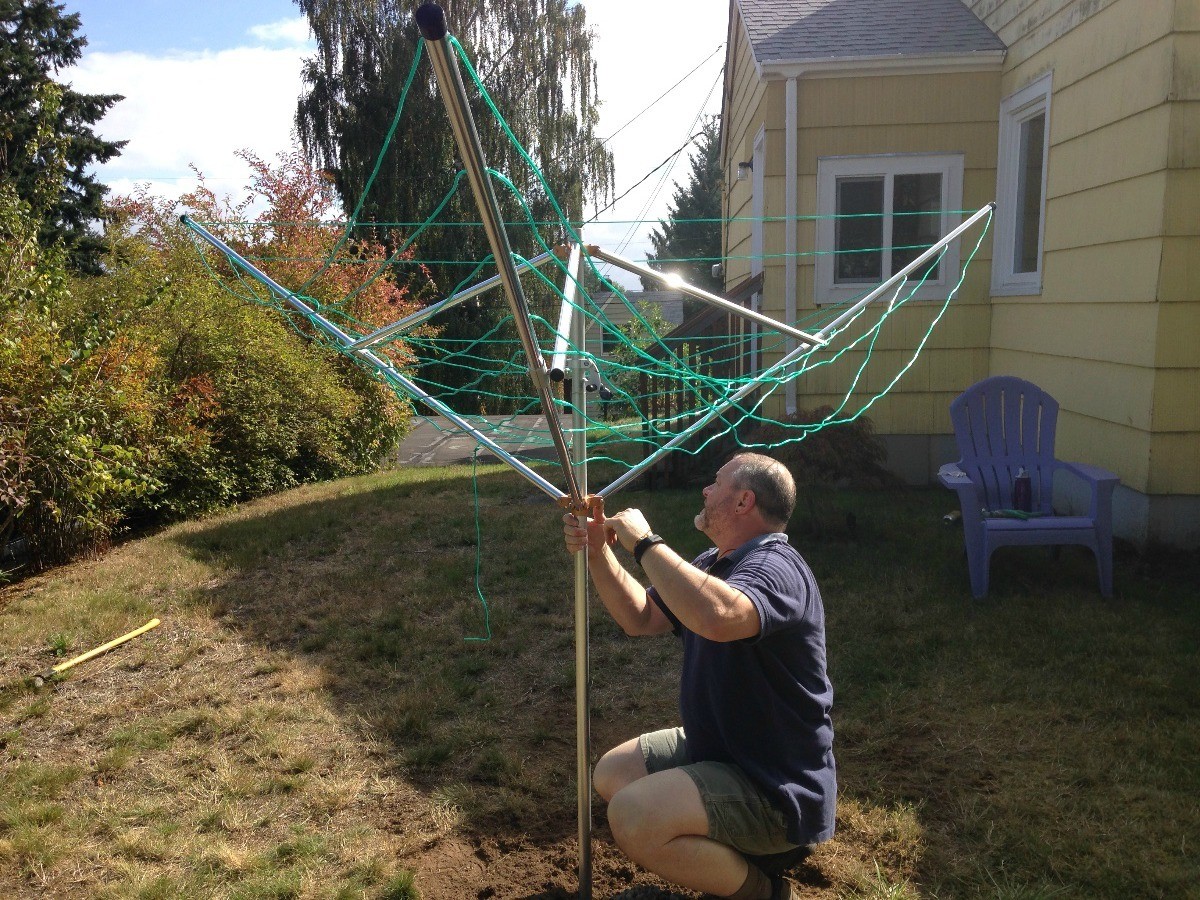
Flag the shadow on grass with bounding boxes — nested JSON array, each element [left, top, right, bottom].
[[168, 461, 705, 896], [171, 470, 1200, 898]]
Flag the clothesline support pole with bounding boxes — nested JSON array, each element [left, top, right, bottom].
[[416, 2, 585, 511], [569, 238, 593, 900]]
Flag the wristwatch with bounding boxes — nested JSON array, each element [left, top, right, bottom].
[[633, 533, 665, 566]]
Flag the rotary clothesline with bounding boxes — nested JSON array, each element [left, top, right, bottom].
[[180, 4, 995, 896], [182, 208, 993, 504]]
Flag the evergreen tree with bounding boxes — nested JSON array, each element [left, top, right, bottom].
[[0, 0, 125, 272], [293, 0, 614, 411], [643, 115, 722, 298]]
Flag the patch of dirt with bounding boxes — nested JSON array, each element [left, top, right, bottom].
[[407, 829, 835, 899]]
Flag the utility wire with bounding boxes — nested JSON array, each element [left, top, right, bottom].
[[613, 66, 724, 257], [598, 44, 724, 149]]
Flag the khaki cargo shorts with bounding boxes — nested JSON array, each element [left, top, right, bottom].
[[639, 727, 798, 857]]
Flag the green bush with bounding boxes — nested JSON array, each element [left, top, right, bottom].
[[2, 148, 424, 568], [81, 187, 412, 520], [0, 182, 159, 564]]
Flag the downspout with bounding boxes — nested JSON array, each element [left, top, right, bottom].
[[785, 76, 798, 414]]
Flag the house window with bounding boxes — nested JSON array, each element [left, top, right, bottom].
[[816, 153, 964, 305], [993, 73, 1051, 295]]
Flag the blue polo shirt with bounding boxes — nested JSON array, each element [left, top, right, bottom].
[[648, 533, 836, 845]]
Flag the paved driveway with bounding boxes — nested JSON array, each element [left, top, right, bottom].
[[396, 414, 565, 467]]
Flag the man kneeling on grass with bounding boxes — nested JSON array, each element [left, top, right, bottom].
[[562, 453, 835, 900]]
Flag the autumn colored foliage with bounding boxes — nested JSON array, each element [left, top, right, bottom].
[[1, 150, 432, 570]]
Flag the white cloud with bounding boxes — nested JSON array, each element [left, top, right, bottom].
[[67, 43, 311, 210], [247, 16, 313, 46]]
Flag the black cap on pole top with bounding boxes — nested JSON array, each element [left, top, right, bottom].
[[415, 3, 447, 40]]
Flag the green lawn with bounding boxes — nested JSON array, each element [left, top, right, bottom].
[[1, 463, 1197, 899]]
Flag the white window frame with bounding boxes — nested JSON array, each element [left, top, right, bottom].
[[993, 72, 1052, 296], [815, 152, 965, 306], [750, 126, 766, 277]]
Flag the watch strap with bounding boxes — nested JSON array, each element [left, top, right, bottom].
[[633, 533, 664, 566]]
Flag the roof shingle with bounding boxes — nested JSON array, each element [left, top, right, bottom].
[[738, 0, 1005, 64]]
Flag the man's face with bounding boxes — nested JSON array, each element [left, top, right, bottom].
[[694, 460, 741, 537]]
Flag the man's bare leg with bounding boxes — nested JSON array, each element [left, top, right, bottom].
[[594, 737, 650, 801], [607, 768, 756, 897]]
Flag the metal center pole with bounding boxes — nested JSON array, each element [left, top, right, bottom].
[[416, 3, 585, 511], [568, 243, 593, 900]]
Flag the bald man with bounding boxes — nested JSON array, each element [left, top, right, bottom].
[[563, 453, 835, 900]]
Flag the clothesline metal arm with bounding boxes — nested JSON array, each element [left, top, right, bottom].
[[179, 214, 568, 503]]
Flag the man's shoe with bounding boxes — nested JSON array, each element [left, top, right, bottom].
[[770, 874, 797, 900]]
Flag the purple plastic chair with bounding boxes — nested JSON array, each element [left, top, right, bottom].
[[938, 376, 1119, 598]]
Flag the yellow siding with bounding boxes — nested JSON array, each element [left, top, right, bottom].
[[1152, 369, 1200, 432], [1050, 106, 1172, 197], [1163, 168, 1200, 235], [1168, 100, 1200, 168], [720, 0, 1198, 539], [1157, 236, 1200, 307], [796, 72, 1004, 127], [797, 123, 999, 172], [1041, 240, 1163, 306], [1148, 431, 1200, 494], [970, 0, 1174, 89], [1152, 21, 1200, 495], [1053, 413, 1154, 489], [1045, 172, 1168, 249], [990, 301, 1160, 367], [1152, 296, 1200, 369], [1050, 42, 1175, 142]]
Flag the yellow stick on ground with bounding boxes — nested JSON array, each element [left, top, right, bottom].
[[35, 618, 161, 685]]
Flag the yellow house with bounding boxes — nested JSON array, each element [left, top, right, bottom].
[[719, 0, 1199, 547]]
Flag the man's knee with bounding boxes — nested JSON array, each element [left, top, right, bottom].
[[594, 739, 647, 802], [606, 783, 656, 852], [606, 770, 709, 854]]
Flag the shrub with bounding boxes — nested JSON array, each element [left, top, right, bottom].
[[3, 147, 432, 566], [93, 151, 428, 520], [0, 182, 160, 564]]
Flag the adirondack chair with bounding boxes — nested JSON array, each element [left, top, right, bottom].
[[938, 376, 1119, 598]]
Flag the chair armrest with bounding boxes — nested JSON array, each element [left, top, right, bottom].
[[938, 462, 972, 489], [1056, 460, 1119, 486], [938, 463, 984, 528], [1054, 460, 1119, 521]]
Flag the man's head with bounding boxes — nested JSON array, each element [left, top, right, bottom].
[[694, 453, 796, 545]]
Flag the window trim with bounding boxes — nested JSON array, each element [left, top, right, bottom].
[[815, 152, 965, 306], [750, 126, 766, 278], [993, 72, 1052, 296]]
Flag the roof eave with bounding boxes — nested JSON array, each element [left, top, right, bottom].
[[759, 49, 1006, 80]]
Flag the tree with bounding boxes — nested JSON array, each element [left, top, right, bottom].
[[295, 0, 611, 256], [0, 0, 125, 272], [294, 0, 614, 411], [100, 149, 429, 518], [642, 115, 723, 299]]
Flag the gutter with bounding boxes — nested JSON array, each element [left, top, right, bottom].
[[760, 50, 1006, 80]]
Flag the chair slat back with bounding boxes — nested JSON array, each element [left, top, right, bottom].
[[950, 376, 1059, 512]]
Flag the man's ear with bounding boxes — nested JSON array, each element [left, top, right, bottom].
[[736, 489, 757, 514]]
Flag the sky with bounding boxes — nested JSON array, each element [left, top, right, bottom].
[[62, 0, 731, 290]]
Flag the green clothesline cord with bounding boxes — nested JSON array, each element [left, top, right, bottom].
[[466, 447, 492, 642], [184, 22, 995, 496], [235, 242, 960, 266], [196, 210, 975, 229]]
